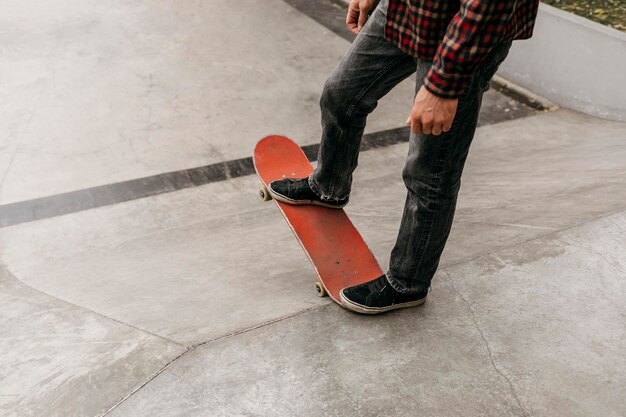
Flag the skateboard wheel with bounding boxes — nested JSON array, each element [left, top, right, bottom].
[[314, 281, 327, 298], [259, 186, 272, 201]]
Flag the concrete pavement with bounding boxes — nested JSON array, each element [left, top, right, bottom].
[[107, 206, 626, 417], [3, 108, 625, 416], [0, 0, 532, 207], [0, 0, 413, 205], [1, 0, 625, 416]]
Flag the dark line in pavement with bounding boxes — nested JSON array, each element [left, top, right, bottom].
[[0, 127, 411, 228], [284, 0, 354, 42], [1, 0, 541, 228]]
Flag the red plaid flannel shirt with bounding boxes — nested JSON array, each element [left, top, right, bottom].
[[385, 0, 540, 98]]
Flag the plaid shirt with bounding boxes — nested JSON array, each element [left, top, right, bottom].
[[385, 0, 540, 98]]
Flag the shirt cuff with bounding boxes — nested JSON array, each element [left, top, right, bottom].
[[423, 66, 471, 99]]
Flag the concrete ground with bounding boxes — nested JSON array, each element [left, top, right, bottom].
[[1, 1, 625, 416]]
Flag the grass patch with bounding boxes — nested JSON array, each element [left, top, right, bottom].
[[542, 0, 626, 32]]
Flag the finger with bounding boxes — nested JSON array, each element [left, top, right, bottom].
[[357, 2, 368, 29], [346, 3, 359, 32], [432, 117, 446, 135], [421, 114, 433, 135], [411, 116, 422, 135], [414, 121, 422, 135], [442, 121, 453, 133], [431, 123, 443, 136], [346, 19, 359, 34], [405, 117, 411, 125]]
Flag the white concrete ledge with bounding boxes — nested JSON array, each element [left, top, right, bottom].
[[498, 3, 626, 122]]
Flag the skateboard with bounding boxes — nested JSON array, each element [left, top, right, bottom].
[[253, 135, 383, 305]]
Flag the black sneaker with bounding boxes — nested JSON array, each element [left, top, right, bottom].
[[268, 178, 348, 209], [340, 274, 428, 314]]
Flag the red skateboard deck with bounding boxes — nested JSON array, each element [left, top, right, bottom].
[[253, 135, 383, 305]]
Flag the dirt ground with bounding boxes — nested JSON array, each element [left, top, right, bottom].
[[542, 0, 626, 32]]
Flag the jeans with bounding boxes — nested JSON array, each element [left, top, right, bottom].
[[308, 0, 512, 293]]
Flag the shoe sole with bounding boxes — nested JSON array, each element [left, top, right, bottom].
[[267, 184, 347, 209], [339, 290, 427, 315]]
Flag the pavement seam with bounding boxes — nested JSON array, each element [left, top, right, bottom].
[[439, 205, 626, 272], [101, 303, 331, 415], [0, 0, 541, 229], [189, 304, 329, 350], [0, 264, 186, 349], [39, 207, 626, 415], [99, 348, 190, 417], [445, 270, 531, 417]]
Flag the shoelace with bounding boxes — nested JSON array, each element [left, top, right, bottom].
[[370, 276, 392, 295]]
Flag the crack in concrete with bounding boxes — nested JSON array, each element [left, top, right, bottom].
[[560, 231, 626, 277], [99, 348, 189, 417], [493, 222, 557, 231], [607, 216, 626, 233], [445, 271, 531, 417], [101, 303, 331, 416], [0, 92, 44, 194], [441, 205, 626, 271], [0, 28, 61, 196], [190, 304, 327, 350]]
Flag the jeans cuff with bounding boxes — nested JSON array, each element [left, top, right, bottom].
[[307, 174, 349, 203], [386, 270, 428, 294]]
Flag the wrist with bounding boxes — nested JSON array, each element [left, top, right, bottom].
[[424, 66, 468, 100]]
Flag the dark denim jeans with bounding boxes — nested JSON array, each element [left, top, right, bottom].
[[308, 0, 512, 293]]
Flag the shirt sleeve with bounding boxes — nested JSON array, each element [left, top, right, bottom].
[[424, 0, 517, 99]]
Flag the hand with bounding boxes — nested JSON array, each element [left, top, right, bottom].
[[346, 0, 380, 34], [405, 86, 459, 136]]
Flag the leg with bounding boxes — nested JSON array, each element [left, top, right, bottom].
[[308, 0, 416, 203], [387, 42, 513, 294]]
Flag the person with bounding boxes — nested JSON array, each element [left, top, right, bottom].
[[269, 0, 540, 314]]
